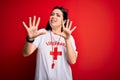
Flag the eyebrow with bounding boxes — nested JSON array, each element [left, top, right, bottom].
[[52, 12, 63, 16]]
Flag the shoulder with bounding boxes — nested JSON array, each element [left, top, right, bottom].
[[70, 35, 75, 40], [69, 35, 76, 44], [38, 28, 47, 32], [38, 28, 50, 36]]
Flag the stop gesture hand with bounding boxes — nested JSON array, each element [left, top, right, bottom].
[[60, 19, 76, 40], [22, 16, 46, 39]]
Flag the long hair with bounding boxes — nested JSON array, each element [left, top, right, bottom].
[[45, 6, 68, 31]]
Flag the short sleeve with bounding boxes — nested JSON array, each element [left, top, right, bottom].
[[70, 36, 78, 56]]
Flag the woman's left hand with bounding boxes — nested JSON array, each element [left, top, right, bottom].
[[60, 19, 76, 40]]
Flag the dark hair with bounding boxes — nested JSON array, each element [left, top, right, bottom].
[[45, 6, 68, 31]]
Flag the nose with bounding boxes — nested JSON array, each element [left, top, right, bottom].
[[51, 14, 57, 19]]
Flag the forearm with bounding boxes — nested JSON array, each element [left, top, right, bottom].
[[23, 42, 36, 57], [65, 39, 77, 64]]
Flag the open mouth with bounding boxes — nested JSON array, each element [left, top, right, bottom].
[[51, 19, 57, 23]]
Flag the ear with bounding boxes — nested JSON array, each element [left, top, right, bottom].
[[63, 20, 67, 24], [61, 20, 66, 32]]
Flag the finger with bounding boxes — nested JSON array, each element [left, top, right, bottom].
[[66, 19, 69, 28], [39, 32, 46, 35], [22, 21, 28, 30], [71, 26, 76, 33], [69, 21, 72, 30], [33, 16, 36, 26], [36, 17, 40, 28], [36, 32, 46, 36], [29, 17, 32, 27]]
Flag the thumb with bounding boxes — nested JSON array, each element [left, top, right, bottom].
[[37, 32, 46, 36]]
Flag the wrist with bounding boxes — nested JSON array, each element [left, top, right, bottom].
[[26, 36, 34, 43]]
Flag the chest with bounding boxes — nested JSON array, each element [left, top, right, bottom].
[[38, 32, 66, 51]]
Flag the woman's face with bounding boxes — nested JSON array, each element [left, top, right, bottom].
[[49, 9, 64, 29]]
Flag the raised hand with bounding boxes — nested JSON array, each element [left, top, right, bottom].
[[22, 16, 46, 39], [60, 19, 76, 40]]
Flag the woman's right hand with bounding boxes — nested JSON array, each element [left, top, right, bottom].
[[22, 16, 46, 39]]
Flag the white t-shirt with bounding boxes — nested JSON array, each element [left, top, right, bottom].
[[33, 29, 77, 80]]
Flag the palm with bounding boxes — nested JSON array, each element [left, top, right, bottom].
[[22, 16, 45, 39], [60, 19, 76, 40], [61, 28, 71, 39], [27, 27, 40, 38]]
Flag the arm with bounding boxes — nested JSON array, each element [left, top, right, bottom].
[[65, 39, 77, 64], [22, 16, 46, 57], [57, 19, 77, 64], [23, 42, 37, 57]]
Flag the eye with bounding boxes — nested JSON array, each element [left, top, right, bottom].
[[56, 14, 60, 17]]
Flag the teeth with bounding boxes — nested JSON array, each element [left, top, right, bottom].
[[51, 19, 56, 22]]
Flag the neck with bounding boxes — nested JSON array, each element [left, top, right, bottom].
[[52, 27, 61, 34]]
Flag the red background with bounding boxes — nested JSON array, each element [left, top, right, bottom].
[[1, 0, 120, 80]]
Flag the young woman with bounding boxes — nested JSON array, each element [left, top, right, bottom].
[[22, 6, 78, 80]]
